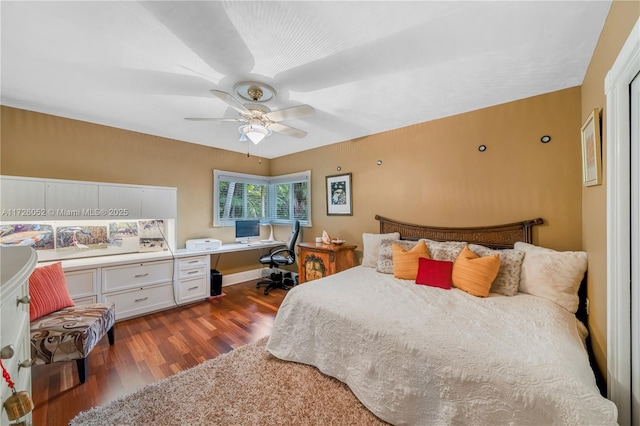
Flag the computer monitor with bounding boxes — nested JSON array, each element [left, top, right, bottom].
[[235, 219, 261, 242]]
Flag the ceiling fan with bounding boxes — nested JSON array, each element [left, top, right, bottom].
[[185, 82, 314, 144]]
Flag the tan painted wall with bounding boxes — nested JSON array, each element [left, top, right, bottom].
[[2, 86, 583, 275], [273, 87, 584, 257], [580, 0, 640, 379]]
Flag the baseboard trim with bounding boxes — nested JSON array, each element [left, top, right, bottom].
[[221, 268, 264, 287]]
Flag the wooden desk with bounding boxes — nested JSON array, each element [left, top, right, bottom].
[[297, 242, 357, 283]]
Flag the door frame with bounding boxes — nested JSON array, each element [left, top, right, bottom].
[[606, 17, 640, 426]]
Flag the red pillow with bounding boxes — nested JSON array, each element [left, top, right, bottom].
[[28, 262, 74, 321], [415, 257, 453, 289]]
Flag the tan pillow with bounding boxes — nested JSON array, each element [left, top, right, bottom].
[[452, 245, 500, 297], [392, 240, 430, 280]]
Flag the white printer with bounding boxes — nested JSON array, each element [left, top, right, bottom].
[[185, 238, 222, 251]]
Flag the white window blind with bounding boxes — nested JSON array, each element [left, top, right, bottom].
[[213, 170, 311, 226]]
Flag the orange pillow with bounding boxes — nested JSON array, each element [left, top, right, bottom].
[[452, 245, 500, 297], [28, 262, 74, 321], [392, 240, 430, 280]]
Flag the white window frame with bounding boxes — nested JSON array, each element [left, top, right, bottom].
[[213, 169, 311, 227]]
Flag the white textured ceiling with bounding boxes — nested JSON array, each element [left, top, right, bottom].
[[1, 1, 611, 159]]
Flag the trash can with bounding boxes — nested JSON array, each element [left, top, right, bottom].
[[210, 269, 222, 296]]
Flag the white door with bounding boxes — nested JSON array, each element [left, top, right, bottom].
[[631, 70, 639, 426], [606, 18, 639, 426]]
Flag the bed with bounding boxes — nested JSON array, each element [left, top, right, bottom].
[[266, 216, 618, 425]]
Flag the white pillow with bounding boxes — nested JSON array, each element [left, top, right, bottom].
[[361, 232, 400, 267], [514, 242, 587, 313]]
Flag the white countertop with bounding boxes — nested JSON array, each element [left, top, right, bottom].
[[36, 240, 285, 270]]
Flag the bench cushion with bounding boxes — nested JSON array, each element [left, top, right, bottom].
[[31, 303, 115, 364]]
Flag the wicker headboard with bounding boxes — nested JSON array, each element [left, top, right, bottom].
[[375, 215, 544, 249], [375, 215, 592, 326]]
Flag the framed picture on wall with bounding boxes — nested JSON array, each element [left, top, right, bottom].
[[326, 173, 352, 215], [581, 108, 602, 187]]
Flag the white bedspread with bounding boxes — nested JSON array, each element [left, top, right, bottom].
[[266, 266, 617, 425]]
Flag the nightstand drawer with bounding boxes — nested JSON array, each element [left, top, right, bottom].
[[102, 260, 173, 292]]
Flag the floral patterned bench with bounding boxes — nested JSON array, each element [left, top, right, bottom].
[[30, 303, 115, 384]]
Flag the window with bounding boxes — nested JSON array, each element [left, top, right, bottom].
[[214, 170, 311, 226]]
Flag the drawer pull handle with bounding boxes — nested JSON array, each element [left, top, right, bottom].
[[134, 273, 149, 278], [188, 286, 199, 291], [188, 260, 199, 264], [1, 345, 15, 360], [187, 271, 198, 275], [134, 297, 149, 303], [16, 295, 31, 306], [18, 359, 31, 370]]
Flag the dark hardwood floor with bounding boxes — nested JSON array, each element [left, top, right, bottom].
[[31, 280, 288, 426]]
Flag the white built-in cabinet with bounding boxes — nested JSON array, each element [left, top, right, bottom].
[[0, 176, 176, 220], [0, 178, 46, 220], [45, 181, 99, 218], [60, 253, 210, 321], [174, 255, 210, 304], [0, 175, 201, 322], [101, 260, 175, 320]]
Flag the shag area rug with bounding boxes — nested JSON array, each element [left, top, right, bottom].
[[70, 337, 388, 425]]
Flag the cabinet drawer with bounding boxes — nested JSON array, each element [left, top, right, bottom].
[[177, 265, 207, 279], [178, 276, 208, 302], [102, 283, 174, 320], [64, 269, 97, 299], [178, 256, 208, 270], [102, 260, 173, 292]]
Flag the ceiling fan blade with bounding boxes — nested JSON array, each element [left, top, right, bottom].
[[184, 117, 243, 122], [265, 105, 315, 123], [210, 90, 252, 115], [269, 122, 308, 138]]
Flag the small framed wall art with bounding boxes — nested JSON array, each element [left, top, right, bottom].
[[326, 173, 352, 216], [581, 108, 602, 187]]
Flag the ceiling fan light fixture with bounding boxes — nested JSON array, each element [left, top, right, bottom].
[[238, 124, 271, 145]]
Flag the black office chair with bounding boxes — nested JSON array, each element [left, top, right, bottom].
[[256, 220, 300, 295]]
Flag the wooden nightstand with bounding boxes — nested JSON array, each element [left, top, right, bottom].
[[297, 242, 357, 283]]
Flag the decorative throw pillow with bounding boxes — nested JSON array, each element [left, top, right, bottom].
[[415, 257, 453, 289], [468, 244, 525, 296], [514, 242, 587, 314], [422, 239, 467, 262], [362, 232, 401, 267], [392, 241, 430, 280], [28, 262, 75, 321], [452, 245, 500, 297], [377, 238, 416, 274]]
